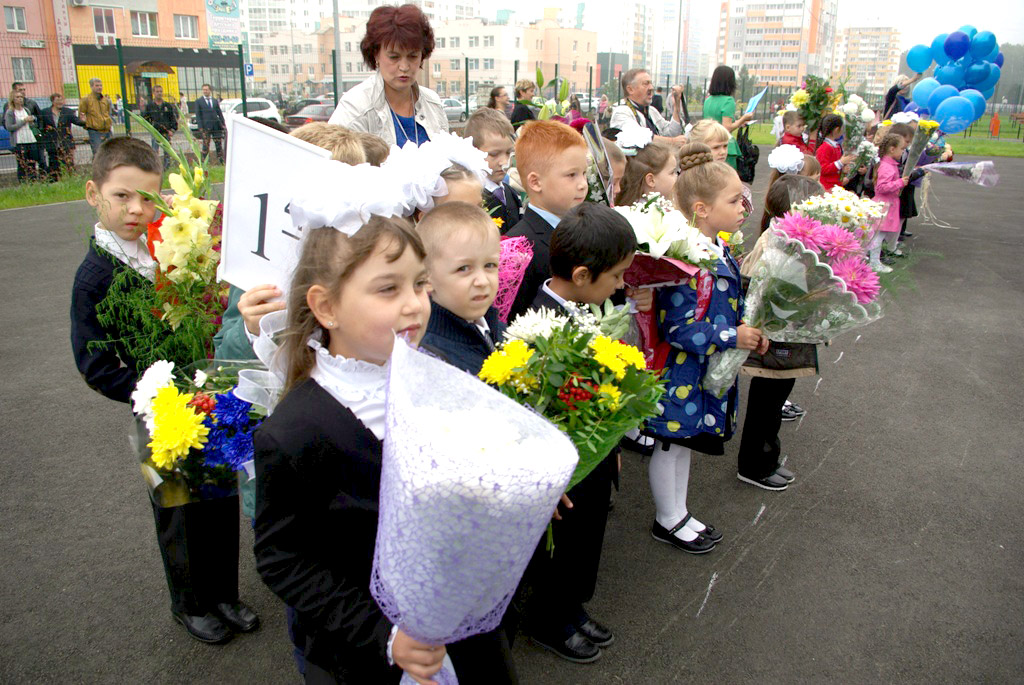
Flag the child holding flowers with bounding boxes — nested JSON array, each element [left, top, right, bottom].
[[814, 113, 856, 191], [646, 143, 767, 554], [869, 132, 909, 272]]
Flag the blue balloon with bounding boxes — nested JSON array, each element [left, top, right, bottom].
[[931, 33, 950, 65], [904, 102, 921, 114], [964, 62, 992, 85], [958, 89, 987, 120], [976, 63, 1001, 91], [970, 32, 996, 59], [935, 96, 975, 134], [911, 77, 940, 107], [956, 53, 974, 68], [959, 25, 978, 39], [980, 88, 994, 100], [995, 52, 1004, 68], [934, 65, 964, 88], [906, 44, 933, 73], [927, 84, 960, 114], [944, 31, 971, 60]]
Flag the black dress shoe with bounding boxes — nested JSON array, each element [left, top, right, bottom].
[[737, 471, 789, 491], [532, 630, 601, 663], [774, 465, 795, 483], [215, 601, 260, 632], [651, 519, 715, 554], [620, 433, 655, 456], [172, 611, 233, 644], [575, 618, 614, 648], [693, 522, 723, 544]]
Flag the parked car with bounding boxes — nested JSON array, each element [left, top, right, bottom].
[[283, 98, 322, 116], [442, 98, 468, 123], [285, 104, 335, 129], [189, 97, 281, 132]]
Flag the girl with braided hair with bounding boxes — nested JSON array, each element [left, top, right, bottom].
[[643, 143, 768, 554]]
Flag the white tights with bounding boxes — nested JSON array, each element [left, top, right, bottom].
[[648, 442, 707, 541], [867, 230, 899, 263]]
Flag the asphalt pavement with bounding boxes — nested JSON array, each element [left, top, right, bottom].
[[1, 153, 1022, 683]]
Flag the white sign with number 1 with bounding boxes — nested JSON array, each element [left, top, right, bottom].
[[217, 115, 332, 294]]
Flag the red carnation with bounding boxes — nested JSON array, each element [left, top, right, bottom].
[[825, 87, 833, 93]]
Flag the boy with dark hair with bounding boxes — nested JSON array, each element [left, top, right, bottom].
[[522, 202, 636, 665], [71, 136, 258, 647], [505, 120, 589, 322], [465, 107, 522, 233], [780, 110, 813, 155]]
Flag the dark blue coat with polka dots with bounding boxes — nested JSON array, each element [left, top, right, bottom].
[[646, 249, 745, 441]]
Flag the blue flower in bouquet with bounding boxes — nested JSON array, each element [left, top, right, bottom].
[[212, 391, 252, 429], [221, 430, 255, 470], [201, 420, 230, 467]]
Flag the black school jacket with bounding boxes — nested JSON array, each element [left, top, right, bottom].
[[420, 303, 505, 376], [504, 207, 556, 324], [70, 241, 146, 403], [484, 182, 523, 234], [253, 378, 400, 682]]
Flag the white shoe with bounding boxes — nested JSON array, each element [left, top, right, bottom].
[[871, 261, 893, 273], [892, 248, 903, 256]]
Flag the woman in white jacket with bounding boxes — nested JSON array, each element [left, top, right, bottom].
[[329, 4, 448, 147]]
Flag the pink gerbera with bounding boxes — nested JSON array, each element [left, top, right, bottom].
[[775, 212, 823, 252], [831, 256, 880, 304], [817, 223, 862, 261]]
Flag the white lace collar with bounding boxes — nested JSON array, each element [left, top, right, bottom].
[[307, 336, 388, 440], [93, 223, 156, 281]]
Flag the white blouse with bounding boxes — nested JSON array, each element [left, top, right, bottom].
[[307, 337, 387, 440]]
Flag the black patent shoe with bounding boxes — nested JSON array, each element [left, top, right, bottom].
[[532, 630, 601, 664], [620, 432, 656, 456], [651, 517, 715, 554], [575, 617, 614, 648], [215, 601, 260, 632], [172, 611, 233, 644], [692, 521, 723, 544]]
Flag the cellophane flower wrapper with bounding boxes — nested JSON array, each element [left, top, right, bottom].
[[130, 359, 267, 508], [902, 121, 939, 180], [704, 230, 882, 397], [494, 236, 533, 323], [919, 161, 999, 187], [371, 338, 577, 684]]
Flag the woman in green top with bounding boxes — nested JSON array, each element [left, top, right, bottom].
[[703, 66, 754, 169]]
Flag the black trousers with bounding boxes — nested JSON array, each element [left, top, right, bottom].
[[149, 494, 241, 615], [200, 128, 225, 163], [737, 377, 796, 479], [523, 455, 613, 638]]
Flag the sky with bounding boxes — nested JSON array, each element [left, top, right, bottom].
[[500, 0, 1024, 53]]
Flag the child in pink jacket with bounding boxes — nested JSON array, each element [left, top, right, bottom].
[[868, 132, 909, 272]]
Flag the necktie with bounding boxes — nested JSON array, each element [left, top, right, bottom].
[[206, 97, 212, 108], [495, 185, 505, 206], [633, 101, 659, 137]]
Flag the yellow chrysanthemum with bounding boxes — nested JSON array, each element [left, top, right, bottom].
[[617, 342, 647, 371], [479, 339, 534, 386], [148, 387, 208, 469], [790, 89, 809, 106], [492, 216, 504, 229], [918, 120, 940, 132], [598, 383, 622, 409], [590, 336, 628, 380]]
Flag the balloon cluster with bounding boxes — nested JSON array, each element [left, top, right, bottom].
[[904, 25, 1002, 134]]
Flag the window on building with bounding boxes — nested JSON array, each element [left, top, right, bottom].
[[469, 81, 478, 94], [321, 62, 325, 72], [483, 58, 493, 69], [515, 37, 520, 48], [450, 80, 460, 93], [4, 6, 26, 32], [305, 44, 313, 54], [437, 37, 445, 48], [468, 58, 478, 69], [174, 14, 198, 40], [469, 36, 478, 47], [271, 64, 279, 74], [294, 64, 301, 74], [269, 45, 277, 55], [308, 65, 314, 75], [433, 62, 440, 75], [484, 35, 493, 47], [450, 58, 460, 69], [345, 42, 351, 51], [93, 7, 115, 45], [131, 11, 158, 38], [11, 56, 33, 82], [573, 40, 577, 51], [281, 45, 288, 54], [450, 37, 459, 48]]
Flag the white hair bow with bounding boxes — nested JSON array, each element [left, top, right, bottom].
[[767, 144, 805, 174]]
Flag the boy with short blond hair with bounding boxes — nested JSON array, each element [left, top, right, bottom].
[[465, 107, 522, 233], [289, 122, 367, 163], [417, 201, 504, 374], [504, 120, 589, 321]]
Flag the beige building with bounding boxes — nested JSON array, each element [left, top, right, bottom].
[[429, 18, 528, 101], [830, 26, 901, 98], [524, 15, 598, 96]]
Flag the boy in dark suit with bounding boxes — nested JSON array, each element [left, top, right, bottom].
[[71, 137, 257, 645], [195, 83, 226, 162], [523, 203, 638, 665], [504, 120, 589, 322], [418, 201, 505, 374], [464, 107, 522, 234]]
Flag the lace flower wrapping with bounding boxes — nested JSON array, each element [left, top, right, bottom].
[[371, 338, 577, 667], [494, 236, 533, 323], [767, 144, 805, 174]]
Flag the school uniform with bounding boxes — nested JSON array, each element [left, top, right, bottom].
[[504, 206, 560, 323], [779, 131, 813, 156], [484, 179, 523, 234], [70, 229, 245, 634], [420, 303, 505, 375], [645, 246, 745, 454], [815, 137, 844, 191], [254, 358, 516, 683], [520, 282, 616, 653]]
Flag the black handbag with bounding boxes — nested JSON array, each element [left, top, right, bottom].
[[735, 125, 759, 183]]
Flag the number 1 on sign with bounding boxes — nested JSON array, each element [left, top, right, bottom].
[[252, 192, 270, 260]]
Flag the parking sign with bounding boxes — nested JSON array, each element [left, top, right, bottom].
[[244, 63, 254, 77]]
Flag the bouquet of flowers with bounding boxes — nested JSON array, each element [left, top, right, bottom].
[[846, 139, 880, 180], [719, 229, 746, 259], [789, 75, 844, 133], [617, 193, 722, 282], [93, 111, 227, 372], [479, 305, 665, 491], [902, 119, 940, 180], [371, 338, 578, 684], [129, 359, 266, 507], [791, 186, 886, 244], [704, 215, 882, 397], [837, 93, 876, 151], [919, 160, 999, 187]]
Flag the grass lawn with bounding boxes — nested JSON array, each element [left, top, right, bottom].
[[0, 165, 226, 211]]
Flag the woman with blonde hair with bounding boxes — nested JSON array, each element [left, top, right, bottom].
[[510, 79, 536, 127]]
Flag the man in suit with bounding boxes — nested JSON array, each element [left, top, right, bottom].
[[195, 83, 226, 163]]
